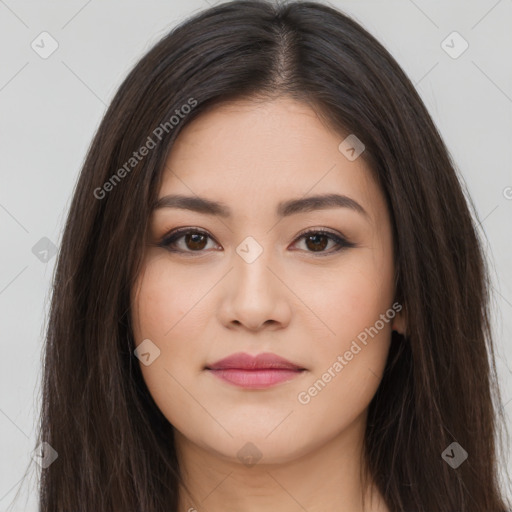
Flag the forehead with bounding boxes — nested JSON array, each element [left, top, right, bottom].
[[158, 97, 384, 222]]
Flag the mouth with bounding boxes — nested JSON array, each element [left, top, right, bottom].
[[205, 352, 307, 389]]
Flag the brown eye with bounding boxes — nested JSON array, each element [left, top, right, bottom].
[[183, 232, 208, 250], [292, 229, 354, 255], [304, 233, 329, 252], [159, 228, 218, 253]]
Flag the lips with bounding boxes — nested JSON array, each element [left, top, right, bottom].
[[206, 352, 305, 371], [205, 352, 306, 389]]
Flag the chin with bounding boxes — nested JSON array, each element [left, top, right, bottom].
[[195, 428, 314, 466]]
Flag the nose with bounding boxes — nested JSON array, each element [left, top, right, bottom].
[[217, 246, 292, 332]]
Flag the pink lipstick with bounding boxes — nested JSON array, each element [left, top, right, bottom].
[[205, 352, 306, 389]]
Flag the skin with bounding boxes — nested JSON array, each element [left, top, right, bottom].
[[131, 96, 406, 512]]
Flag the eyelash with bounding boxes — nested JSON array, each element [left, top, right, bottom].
[[158, 227, 355, 256]]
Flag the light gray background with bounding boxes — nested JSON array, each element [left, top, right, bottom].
[[1, 0, 511, 510]]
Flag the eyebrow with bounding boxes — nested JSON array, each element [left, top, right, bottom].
[[152, 193, 369, 220]]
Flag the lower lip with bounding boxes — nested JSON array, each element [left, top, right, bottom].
[[207, 368, 304, 388]]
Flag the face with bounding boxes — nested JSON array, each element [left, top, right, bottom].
[[131, 96, 404, 465]]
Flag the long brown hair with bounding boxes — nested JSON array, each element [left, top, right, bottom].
[[14, 1, 512, 510]]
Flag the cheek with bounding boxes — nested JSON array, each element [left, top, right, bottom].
[[299, 248, 395, 343], [131, 256, 214, 426], [318, 282, 393, 379], [132, 256, 201, 341], [294, 264, 394, 435], [295, 245, 395, 395]]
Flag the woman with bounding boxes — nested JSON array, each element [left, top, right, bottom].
[[31, 1, 511, 510]]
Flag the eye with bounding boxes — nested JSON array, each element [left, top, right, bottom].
[[159, 227, 220, 254], [291, 229, 355, 255], [158, 227, 355, 255]]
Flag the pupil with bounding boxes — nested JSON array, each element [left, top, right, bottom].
[[306, 234, 327, 252], [186, 233, 207, 250]]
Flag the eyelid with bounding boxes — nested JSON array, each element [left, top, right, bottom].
[[293, 226, 347, 242]]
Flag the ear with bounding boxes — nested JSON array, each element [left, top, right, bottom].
[[391, 309, 406, 336]]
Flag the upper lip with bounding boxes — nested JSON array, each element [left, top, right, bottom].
[[206, 352, 305, 371]]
